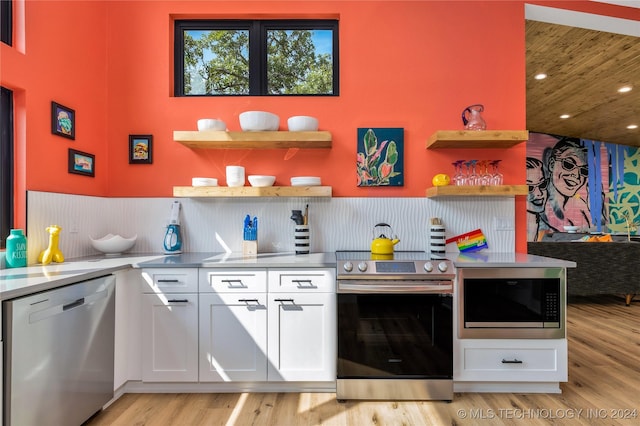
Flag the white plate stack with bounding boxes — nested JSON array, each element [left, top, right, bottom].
[[192, 177, 218, 187], [290, 176, 321, 186]]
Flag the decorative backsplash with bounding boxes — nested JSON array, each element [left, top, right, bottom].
[[25, 191, 515, 263]]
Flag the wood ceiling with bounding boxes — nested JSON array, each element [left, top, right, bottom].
[[526, 20, 640, 147]]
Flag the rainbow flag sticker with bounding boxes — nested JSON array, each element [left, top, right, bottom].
[[446, 229, 488, 252]]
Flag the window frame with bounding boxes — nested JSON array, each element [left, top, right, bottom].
[[0, 0, 12, 46], [174, 19, 339, 97], [1, 86, 14, 248]]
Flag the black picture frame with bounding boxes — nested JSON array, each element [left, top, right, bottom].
[[68, 149, 95, 177], [129, 134, 153, 164], [51, 101, 75, 140]]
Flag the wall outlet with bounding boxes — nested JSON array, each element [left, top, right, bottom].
[[69, 222, 80, 234], [493, 216, 514, 231]]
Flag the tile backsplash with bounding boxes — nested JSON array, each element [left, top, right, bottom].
[[25, 191, 515, 263]]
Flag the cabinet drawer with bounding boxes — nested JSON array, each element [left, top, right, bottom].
[[268, 269, 336, 293], [199, 269, 267, 293], [141, 268, 198, 293], [455, 339, 567, 382]]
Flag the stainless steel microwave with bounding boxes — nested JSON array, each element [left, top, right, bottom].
[[458, 267, 566, 339]]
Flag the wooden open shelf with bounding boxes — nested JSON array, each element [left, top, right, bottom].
[[426, 130, 529, 149], [173, 186, 332, 198], [425, 185, 528, 198], [174, 130, 332, 149]]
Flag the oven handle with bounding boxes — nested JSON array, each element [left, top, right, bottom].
[[337, 281, 453, 294]]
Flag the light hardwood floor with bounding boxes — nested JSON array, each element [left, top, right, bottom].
[[86, 295, 639, 426]]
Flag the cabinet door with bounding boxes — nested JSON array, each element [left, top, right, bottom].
[[141, 293, 198, 382], [199, 293, 268, 382], [267, 293, 336, 382]]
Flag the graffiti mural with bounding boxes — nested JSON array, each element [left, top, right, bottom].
[[526, 133, 608, 240]]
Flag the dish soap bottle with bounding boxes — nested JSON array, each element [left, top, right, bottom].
[[6, 229, 27, 268]]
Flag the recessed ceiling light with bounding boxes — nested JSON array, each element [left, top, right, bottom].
[[534, 73, 547, 80], [560, 114, 570, 119], [627, 124, 638, 130], [618, 86, 632, 93]]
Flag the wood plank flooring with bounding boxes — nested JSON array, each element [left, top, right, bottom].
[[86, 295, 639, 426]]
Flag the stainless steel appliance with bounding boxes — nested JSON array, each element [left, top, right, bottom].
[[458, 267, 565, 339], [3, 275, 115, 426], [336, 251, 454, 401]]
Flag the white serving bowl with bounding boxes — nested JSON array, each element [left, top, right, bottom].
[[248, 175, 276, 187], [197, 118, 226, 131], [287, 115, 319, 131], [192, 177, 218, 187], [239, 111, 280, 131], [291, 176, 321, 186], [563, 225, 580, 233], [90, 234, 137, 255]]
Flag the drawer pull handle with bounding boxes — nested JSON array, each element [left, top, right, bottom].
[[293, 279, 317, 288], [274, 298, 295, 303], [238, 299, 259, 304], [167, 299, 189, 303], [501, 358, 523, 364], [157, 279, 180, 283], [222, 279, 246, 288]]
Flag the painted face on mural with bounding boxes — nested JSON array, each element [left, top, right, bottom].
[[550, 148, 588, 197], [527, 164, 548, 214]]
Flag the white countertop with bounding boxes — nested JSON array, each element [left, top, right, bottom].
[[0, 251, 574, 301]]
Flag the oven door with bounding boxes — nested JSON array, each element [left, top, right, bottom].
[[337, 293, 452, 379]]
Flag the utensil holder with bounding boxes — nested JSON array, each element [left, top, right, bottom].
[[294, 225, 310, 255], [429, 224, 446, 256]]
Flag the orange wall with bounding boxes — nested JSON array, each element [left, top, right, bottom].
[[3, 1, 639, 251]]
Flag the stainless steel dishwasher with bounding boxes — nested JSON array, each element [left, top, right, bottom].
[[3, 274, 115, 426]]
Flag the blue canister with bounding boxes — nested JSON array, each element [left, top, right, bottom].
[[6, 229, 27, 268]]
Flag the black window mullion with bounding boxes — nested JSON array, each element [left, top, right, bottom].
[[1, 86, 15, 247], [0, 0, 12, 46], [249, 21, 262, 95]]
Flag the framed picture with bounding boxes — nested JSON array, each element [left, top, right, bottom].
[[357, 127, 404, 187], [51, 101, 75, 140], [129, 134, 153, 164], [68, 149, 95, 177]]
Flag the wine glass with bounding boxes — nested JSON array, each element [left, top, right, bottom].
[[491, 160, 503, 185]]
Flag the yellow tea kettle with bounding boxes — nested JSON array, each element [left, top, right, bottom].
[[371, 223, 400, 255]]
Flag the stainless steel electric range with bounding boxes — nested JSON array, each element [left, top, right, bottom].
[[335, 251, 454, 402]]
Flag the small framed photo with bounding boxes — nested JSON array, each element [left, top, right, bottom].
[[129, 134, 153, 164], [51, 101, 75, 140], [68, 148, 95, 177]]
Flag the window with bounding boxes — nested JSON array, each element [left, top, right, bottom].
[[174, 19, 339, 96], [0, 0, 12, 46], [1, 87, 14, 248]]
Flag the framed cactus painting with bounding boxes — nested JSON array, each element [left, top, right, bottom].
[[357, 127, 404, 187]]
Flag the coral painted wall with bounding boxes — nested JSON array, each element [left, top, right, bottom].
[[2, 1, 638, 251]]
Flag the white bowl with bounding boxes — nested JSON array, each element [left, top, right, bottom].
[[197, 118, 226, 131], [563, 225, 580, 233], [287, 115, 319, 131], [239, 111, 280, 131], [248, 175, 276, 187], [192, 177, 218, 187], [90, 234, 137, 255], [291, 176, 321, 186]]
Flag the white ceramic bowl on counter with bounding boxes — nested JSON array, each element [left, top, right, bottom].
[[287, 116, 319, 131], [197, 118, 226, 131], [563, 225, 580, 233], [90, 234, 137, 255], [248, 175, 276, 187], [239, 111, 280, 131]]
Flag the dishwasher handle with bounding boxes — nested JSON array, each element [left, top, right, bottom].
[[63, 298, 85, 311]]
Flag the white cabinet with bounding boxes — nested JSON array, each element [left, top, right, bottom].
[[198, 269, 268, 382], [141, 268, 199, 382], [199, 293, 267, 381], [114, 268, 144, 390], [267, 269, 336, 382], [455, 338, 568, 383]]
